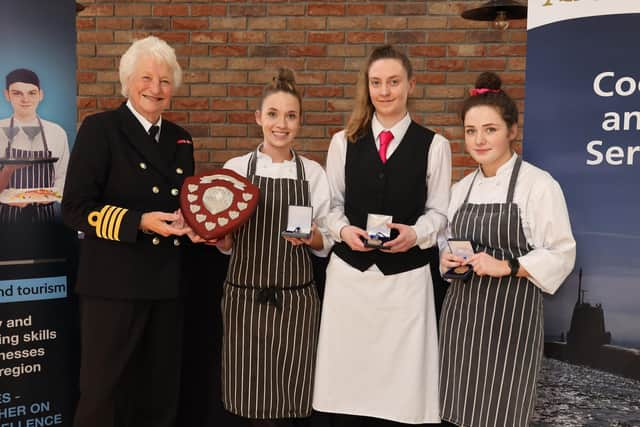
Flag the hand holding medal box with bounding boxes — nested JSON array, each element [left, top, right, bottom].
[[363, 213, 393, 249], [443, 239, 474, 281], [180, 168, 260, 240], [281, 205, 313, 239]]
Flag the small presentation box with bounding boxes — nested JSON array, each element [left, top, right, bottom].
[[363, 213, 393, 249], [281, 205, 313, 239], [443, 239, 474, 281]]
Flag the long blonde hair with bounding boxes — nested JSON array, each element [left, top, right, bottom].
[[344, 45, 413, 143]]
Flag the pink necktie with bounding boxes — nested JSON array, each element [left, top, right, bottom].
[[378, 130, 393, 164]]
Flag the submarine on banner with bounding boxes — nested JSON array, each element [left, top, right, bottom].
[[544, 268, 640, 381]]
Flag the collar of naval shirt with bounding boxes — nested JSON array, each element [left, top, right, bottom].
[[371, 112, 411, 152], [126, 99, 162, 142]]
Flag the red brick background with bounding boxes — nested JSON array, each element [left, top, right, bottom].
[[76, 0, 527, 180]]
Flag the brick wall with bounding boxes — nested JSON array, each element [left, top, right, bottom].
[[76, 0, 527, 180]]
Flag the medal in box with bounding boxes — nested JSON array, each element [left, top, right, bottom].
[[281, 205, 313, 239], [363, 213, 393, 248], [180, 168, 260, 240], [443, 239, 474, 281]]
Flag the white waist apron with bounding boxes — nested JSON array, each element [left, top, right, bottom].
[[313, 254, 440, 424]]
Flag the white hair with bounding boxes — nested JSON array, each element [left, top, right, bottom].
[[118, 36, 182, 97]]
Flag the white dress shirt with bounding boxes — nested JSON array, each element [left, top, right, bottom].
[[223, 148, 333, 257], [447, 152, 576, 294], [126, 100, 162, 142], [325, 112, 452, 251]]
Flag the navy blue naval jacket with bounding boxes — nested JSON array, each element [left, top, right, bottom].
[[62, 103, 194, 299]]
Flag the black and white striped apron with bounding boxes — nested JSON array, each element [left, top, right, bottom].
[[0, 116, 55, 223], [439, 157, 543, 427], [222, 150, 321, 419]]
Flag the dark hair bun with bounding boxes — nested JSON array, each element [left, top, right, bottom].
[[274, 67, 297, 90], [475, 72, 502, 91], [262, 67, 302, 110]]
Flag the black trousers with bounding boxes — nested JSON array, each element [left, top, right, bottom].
[[73, 296, 183, 427]]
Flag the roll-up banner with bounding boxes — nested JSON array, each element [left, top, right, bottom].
[[0, 2, 78, 427], [525, 1, 640, 424]]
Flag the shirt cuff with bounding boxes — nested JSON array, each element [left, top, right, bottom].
[[329, 219, 350, 243], [310, 233, 332, 258], [218, 246, 233, 256], [412, 224, 436, 249], [519, 254, 561, 295]]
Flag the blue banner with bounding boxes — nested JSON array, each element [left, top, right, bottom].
[[0, 276, 67, 303], [525, 1, 640, 423], [0, 2, 78, 427]]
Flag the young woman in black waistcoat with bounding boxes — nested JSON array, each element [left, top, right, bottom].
[[313, 45, 452, 426]]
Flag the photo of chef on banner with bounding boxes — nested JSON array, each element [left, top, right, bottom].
[[0, 68, 69, 225]]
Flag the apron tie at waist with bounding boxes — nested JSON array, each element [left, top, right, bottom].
[[256, 288, 282, 310], [225, 280, 315, 311]]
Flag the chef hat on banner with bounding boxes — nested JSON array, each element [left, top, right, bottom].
[[6, 68, 40, 89]]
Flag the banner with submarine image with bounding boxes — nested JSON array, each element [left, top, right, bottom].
[[0, 2, 78, 427], [525, 0, 640, 424]]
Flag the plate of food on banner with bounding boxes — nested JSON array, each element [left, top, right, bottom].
[[180, 168, 260, 240], [0, 187, 62, 204], [0, 156, 59, 165]]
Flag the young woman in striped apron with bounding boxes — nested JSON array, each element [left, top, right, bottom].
[[439, 72, 576, 427], [217, 68, 332, 427]]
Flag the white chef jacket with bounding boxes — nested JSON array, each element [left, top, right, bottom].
[[223, 147, 333, 257], [446, 152, 576, 294]]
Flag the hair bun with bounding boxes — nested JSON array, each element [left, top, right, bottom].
[[273, 67, 297, 92], [261, 67, 302, 111], [474, 72, 502, 91]]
